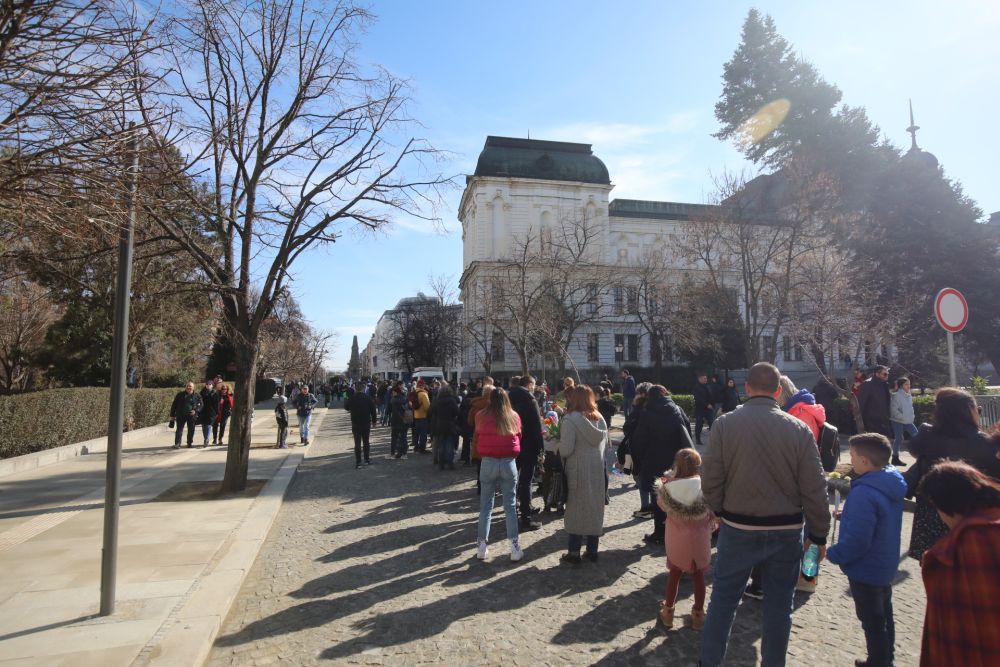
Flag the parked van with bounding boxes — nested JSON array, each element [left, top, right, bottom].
[[411, 367, 445, 382]]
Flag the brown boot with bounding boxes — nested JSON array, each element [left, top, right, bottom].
[[658, 601, 674, 628], [691, 609, 706, 630]]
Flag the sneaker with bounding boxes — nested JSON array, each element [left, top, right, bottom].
[[186, 444, 193, 448], [744, 583, 764, 600], [172, 443, 181, 449], [476, 540, 489, 560], [633, 509, 652, 519], [560, 553, 582, 565], [365, 460, 371, 466], [399, 454, 408, 460], [510, 538, 523, 562], [643, 533, 664, 545], [278, 444, 288, 449], [355, 463, 362, 469], [203, 440, 209, 448], [796, 574, 818, 593]]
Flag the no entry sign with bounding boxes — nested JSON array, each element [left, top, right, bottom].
[[934, 288, 969, 333]]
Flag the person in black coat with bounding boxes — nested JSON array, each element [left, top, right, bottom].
[[721, 378, 741, 413], [692, 373, 715, 445], [618, 382, 650, 515], [345, 387, 377, 468], [509, 375, 544, 531], [170, 381, 202, 448], [458, 387, 477, 464], [858, 365, 893, 437], [198, 381, 219, 448], [428, 384, 461, 470], [629, 385, 693, 544]]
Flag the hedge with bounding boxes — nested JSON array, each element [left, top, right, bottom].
[[612, 393, 695, 419], [0, 387, 178, 459]]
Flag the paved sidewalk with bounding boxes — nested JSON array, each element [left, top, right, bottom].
[[0, 401, 327, 666], [209, 409, 926, 666]]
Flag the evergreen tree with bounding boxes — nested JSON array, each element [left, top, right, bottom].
[[348, 335, 361, 378]]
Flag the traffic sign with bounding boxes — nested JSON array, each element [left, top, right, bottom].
[[934, 288, 968, 333]]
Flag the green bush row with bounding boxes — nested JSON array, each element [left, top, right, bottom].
[[0, 387, 178, 459]]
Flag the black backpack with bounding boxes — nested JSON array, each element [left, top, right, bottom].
[[818, 422, 840, 472]]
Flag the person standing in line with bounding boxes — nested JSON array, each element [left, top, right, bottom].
[[198, 380, 219, 448], [916, 461, 1000, 667], [428, 383, 461, 470], [859, 365, 893, 439], [216, 383, 234, 446], [389, 382, 409, 459], [468, 378, 495, 494], [170, 381, 202, 449], [381, 382, 393, 427], [709, 375, 724, 420], [620, 382, 651, 516], [721, 377, 741, 413], [655, 448, 715, 630], [827, 434, 907, 667], [621, 369, 636, 419], [903, 387, 1000, 560], [474, 388, 523, 562], [889, 377, 916, 467], [345, 385, 377, 468], [596, 386, 617, 430], [458, 385, 477, 464], [630, 384, 693, 546], [559, 385, 609, 564], [699, 362, 831, 667], [274, 395, 289, 448], [411, 380, 431, 454], [294, 384, 318, 445], [692, 373, 715, 446], [509, 375, 544, 531]]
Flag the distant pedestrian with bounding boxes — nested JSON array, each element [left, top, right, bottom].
[[827, 434, 906, 667], [889, 377, 916, 467], [428, 383, 461, 470], [411, 380, 431, 454], [389, 383, 409, 459], [198, 380, 219, 447], [559, 385, 609, 564], [345, 385, 377, 467], [916, 461, 1000, 667], [692, 373, 715, 446], [858, 365, 893, 438], [621, 370, 636, 418], [721, 378, 741, 413], [709, 375, 724, 419], [216, 383, 234, 446], [699, 362, 830, 667], [596, 386, 617, 429], [655, 448, 715, 630], [475, 387, 523, 562], [294, 385, 318, 445], [274, 395, 289, 448], [170, 382, 202, 449]]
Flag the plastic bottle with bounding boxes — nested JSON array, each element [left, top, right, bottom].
[[801, 544, 819, 577]]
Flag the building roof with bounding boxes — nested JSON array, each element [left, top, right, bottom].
[[472, 136, 611, 185], [609, 198, 716, 221]]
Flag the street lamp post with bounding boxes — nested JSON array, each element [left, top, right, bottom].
[[614, 341, 624, 377]]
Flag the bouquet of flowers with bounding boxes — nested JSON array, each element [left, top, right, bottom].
[[542, 411, 560, 441]]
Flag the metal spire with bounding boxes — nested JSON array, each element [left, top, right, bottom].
[[905, 99, 920, 151]]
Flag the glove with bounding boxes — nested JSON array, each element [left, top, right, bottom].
[[169, 419, 175, 429]]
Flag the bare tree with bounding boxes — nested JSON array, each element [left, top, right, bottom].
[[139, 0, 448, 490], [0, 276, 59, 392]]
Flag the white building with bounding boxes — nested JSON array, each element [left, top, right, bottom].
[[457, 135, 836, 386]]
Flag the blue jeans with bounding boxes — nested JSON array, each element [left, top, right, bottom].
[[623, 396, 634, 418], [849, 580, 895, 667], [890, 421, 917, 457], [299, 412, 312, 442], [390, 424, 407, 455], [438, 434, 457, 468], [568, 534, 599, 554], [478, 457, 519, 544], [412, 418, 428, 452], [700, 524, 803, 667]]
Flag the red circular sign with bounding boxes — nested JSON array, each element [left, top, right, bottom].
[[934, 288, 968, 333]]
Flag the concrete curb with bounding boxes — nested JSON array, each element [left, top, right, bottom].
[[139, 410, 325, 667], [0, 422, 170, 479]]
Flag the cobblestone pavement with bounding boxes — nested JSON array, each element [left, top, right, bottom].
[[208, 409, 925, 666]]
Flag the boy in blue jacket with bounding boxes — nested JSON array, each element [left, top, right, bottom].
[[828, 433, 907, 667]]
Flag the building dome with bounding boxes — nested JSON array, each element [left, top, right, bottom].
[[473, 136, 611, 185], [903, 101, 939, 170]]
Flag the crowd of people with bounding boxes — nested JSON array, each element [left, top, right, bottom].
[[265, 364, 999, 666], [168, 375, 234, 448]]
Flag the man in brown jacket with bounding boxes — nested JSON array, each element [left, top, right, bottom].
[[699, 362, 831, 667]]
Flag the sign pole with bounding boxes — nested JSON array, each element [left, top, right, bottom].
[[100, 127, 139, 617], [946, 331, 956, 387]]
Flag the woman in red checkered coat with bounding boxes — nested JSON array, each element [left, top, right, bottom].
[[917, 461, 1000, 667]]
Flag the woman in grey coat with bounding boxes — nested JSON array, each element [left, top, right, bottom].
[[559, 385, 609, 564]]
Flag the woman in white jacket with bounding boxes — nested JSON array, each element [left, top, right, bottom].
[[889, 377, 916, 467]]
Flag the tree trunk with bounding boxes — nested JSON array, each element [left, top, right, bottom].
[[222, 339, 258, 492]]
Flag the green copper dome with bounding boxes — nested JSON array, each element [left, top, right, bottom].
[[473, 136, 611, 185]]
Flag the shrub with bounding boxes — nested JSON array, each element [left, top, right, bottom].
[[0, 387, 178, 459]]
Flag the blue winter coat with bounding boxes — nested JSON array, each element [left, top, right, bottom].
[[827, 466, 907, 586]]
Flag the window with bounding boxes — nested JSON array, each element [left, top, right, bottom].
[[586, 284, 598, 315], [491, 331, 505, 362], [627, 334, 639, 361], [761, 335, 774, 360], [613, 287, 624, 315], [587, 334, 599, 362], [614, 333, 625, 362], [647, 287, 659, 315], [617, 248, 628, 264], [373, 355, 378, 367], [626, 287, 639, 315], [782, 336, 803, 362]]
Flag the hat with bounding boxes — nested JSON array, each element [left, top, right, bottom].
[[417, 379, 426, 387]]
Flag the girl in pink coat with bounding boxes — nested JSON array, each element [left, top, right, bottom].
[[655, 447, 716, 630]]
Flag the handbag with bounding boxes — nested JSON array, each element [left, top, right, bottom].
[[169, 419, 175, 429], [403, 408, 414, 424]]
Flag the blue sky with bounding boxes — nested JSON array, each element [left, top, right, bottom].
[[288, 0, 1000, 369]]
